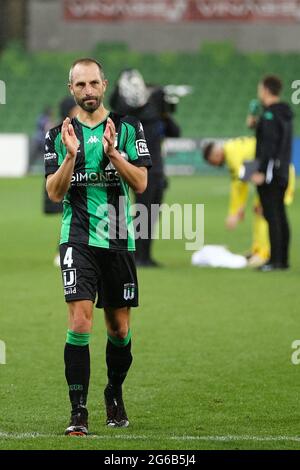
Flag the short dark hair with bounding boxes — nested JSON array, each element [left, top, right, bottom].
[[69, 58, 105, 83], [203, 142, 215, 162], [261, 75, 283, 96]]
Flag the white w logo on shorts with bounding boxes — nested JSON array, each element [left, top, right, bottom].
[[123, 283, 135, 300]]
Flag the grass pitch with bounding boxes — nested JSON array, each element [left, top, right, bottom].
[[0, 175, 300, 450]]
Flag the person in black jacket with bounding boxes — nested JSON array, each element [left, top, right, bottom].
[[251, 75, 293, 271], [110, 69, 181, 267]]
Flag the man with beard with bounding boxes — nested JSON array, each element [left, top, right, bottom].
[[45, 58, 152, 435]]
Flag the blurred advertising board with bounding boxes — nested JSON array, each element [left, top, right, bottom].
[[64, 0, 300, 22]]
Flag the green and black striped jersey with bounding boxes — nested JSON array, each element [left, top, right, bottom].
[[44, 112, 152, 251]]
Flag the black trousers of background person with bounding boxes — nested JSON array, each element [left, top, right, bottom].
[[135, 172, 165, 263], [257, 179, 290, 267]]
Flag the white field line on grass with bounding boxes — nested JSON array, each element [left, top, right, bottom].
[[171, 435, 300, 442], [1, 432, 300, 443]]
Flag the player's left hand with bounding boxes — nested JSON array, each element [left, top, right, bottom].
[[103, 117, 116, 157], [237, 207, 245, 221], [225, 214, 239, 230], [254, 204, 263, 215]]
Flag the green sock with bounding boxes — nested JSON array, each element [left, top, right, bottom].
[[66, 329, 90, 346], [107, 329, 132, 347]]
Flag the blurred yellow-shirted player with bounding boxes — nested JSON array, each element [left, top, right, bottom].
[[203, 136, 295, 266]]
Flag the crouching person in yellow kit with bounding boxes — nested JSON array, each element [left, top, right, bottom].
[[203, 136, 295, 267]]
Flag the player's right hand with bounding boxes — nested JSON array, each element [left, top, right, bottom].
[[61, 117, 79, 158], [248, 99, 261, 116]]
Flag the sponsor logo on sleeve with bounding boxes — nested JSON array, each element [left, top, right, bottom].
[[135, 139, 150, 157], [44, 152, 58, 161]]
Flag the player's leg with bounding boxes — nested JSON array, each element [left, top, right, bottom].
[[249, 200, 270, 267], [257, 185, 275, 264], [64, 300, 93, 435], [103, 306, 132, 427], [60, 243, 98, 436], [105, 306, 132, 388], [278, 185, 290, 267], [96, 249, 138, 427], [257, 183, 286, 269]]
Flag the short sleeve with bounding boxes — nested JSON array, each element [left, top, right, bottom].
[[124, 118, 152, 169], [44, 129, 60, 177]]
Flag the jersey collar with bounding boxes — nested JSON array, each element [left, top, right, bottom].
[[74, 111, 111, 130]]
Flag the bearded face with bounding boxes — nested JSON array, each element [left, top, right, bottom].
[[69, 63, 107, 114], [76, 95, 103, 113]]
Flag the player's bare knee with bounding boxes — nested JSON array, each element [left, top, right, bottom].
[[113, 325, 129, 340], [105, 307, 130, 339], [68, 302, 93, 332], [71, 316, 92, 333]]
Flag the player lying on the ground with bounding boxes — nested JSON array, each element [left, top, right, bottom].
[[203, 136, 295, 267]]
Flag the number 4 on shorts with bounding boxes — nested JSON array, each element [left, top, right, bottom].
[[63, 247, 74, 268]]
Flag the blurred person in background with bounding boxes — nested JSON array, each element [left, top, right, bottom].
[[203, 137, 295, 267], [44, 97, 78, 266], [110, 69, 181, 267], [247, 75, 294, 271], [59, 96, 79, 122], [32, 106, 54, 165]]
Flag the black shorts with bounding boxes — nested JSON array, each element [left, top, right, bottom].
[[59, 243, 138, 308]]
